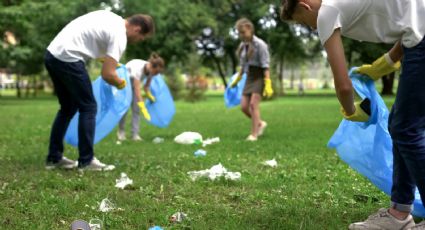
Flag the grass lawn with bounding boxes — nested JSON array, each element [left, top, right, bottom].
[[0, 94, 401, 229]]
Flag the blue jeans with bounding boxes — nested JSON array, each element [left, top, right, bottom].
[[389, 37, 425, 212], [44, 51, 96, 166]]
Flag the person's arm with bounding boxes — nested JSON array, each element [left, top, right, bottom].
[[143, 75, 156, 102], [324, 29, 355, 115], [388, 41, 403, 62], [101, 56, 125, 89]]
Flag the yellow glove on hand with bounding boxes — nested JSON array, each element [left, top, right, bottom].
[[263, 78, 273, 98], [357, 53, 401, 80], [230, 73, 242, 88], [116, 79, 126, 90], [137, 101, 151, 121], [146, 91, 156, 102], [340, 99, 370, 122]]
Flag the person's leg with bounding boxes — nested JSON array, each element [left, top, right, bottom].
[[249, 93, 262, 137], [240, 95, 251, 118], [50, 58, 96, 166], [45, 51, 78, 163], [130, 80, 141, 138]]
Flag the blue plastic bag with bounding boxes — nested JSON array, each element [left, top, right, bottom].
[[144, 74, 175, 128], [224, 72, 247, 108], [328, 68, 425, 217], [64, 65, 132, 146]]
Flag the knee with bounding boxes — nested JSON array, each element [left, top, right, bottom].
[[241, 104, 249, 113]]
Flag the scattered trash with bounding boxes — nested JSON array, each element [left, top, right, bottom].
[[174, 132, 202, 145], [103, 165, 116, 171], [89, 218, 103, 230], [187, 163, 241, 181], [194, 149, 207, 157], [116, 140, 122, 145], [170, 212, 187, 223], [148, 226, 164, 230], [99, 198, 116, 212], [115, 172, 133, 189], [0, 182, 8, 194], [202, 137, 220, 147], [263, 159, 278, 168], [152, 137, 164, 144], [70, 220, 91, 230]]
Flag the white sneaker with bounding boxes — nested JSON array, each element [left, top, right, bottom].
[[349, 208, 415, 230], [46, 157, 78, 170], [132, 135, 143, 141], [117, 130, 126, 141], [78, 157, 115, 171], [410, 221, 425, 230], [258, 121, 267, 136], [246, 134, 258, 142]]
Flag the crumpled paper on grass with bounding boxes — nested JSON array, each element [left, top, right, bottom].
[[174, 132, 202, 145], [262, 159, 278, 168], [115, 172, 133, 189], [187, 163, 241, 181]]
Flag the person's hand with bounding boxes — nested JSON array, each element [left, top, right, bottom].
[[263, 78, 273, 98], [356, 53, 400, 80], [146, 91, 156, 102], [137, 101, 151, 121], [116, 79, 126, 90], [340, 98, 371, 122], [229, 73, 242, 88]]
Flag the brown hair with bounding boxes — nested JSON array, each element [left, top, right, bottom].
[[235, 18, 255, 60], [148, 52, 164, 69], [128, 14, 155, 36], [280, 0, 298, 21]]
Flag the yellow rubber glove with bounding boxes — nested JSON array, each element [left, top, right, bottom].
[[146, 91, 156, 102], [263, 78, 273, 98], [116, 79, 126, 90], [357, 53, 401, 80], [340, 100, 370, 122], [230, 73, 242, 88], [137, 101, 151, 121]]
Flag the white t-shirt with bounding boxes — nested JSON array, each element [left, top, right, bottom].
[[126, 59, 148, 81], [47, 10, 127, 63], [317, 0, 425, 48]]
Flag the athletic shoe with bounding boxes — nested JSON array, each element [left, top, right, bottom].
[[410, 221, 425, 230], [78, 157, 115, 171], [117, 130, 126, 141], [45, 157, 78, 170], [246, 134, 258, 142], [258, 121, 267, 136], [132, 135, 143, 141], [349, 208, 415, 230]]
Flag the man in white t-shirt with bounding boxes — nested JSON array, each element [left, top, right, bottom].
[[280, 0, 425, 229], [117, 53, 164, 141], [44, 10, 155, 171]]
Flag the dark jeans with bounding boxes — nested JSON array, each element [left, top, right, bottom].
[[44, 51, 96, 166], [389, 37, 425, 212]]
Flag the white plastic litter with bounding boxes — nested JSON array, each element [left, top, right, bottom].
[[115, 172, 133, 189], [170, 212, 187, 223], [116, 140, 122, 145], [174, 132, 203, 145], [152, 137, 164, 144], [187, 163, 241, 181], [89, 218, 103, 230], [202, 137, 220, 147], [99, 198, 115, 212], [263, 159, 278, 168], [194, 149, 207, 157]]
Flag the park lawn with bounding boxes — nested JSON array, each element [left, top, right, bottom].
[[0, 94, 397, 229]]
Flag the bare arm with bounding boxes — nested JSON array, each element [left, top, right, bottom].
[[143, 75, 153, 93], [101, 56, 122, 86], [324, 29, 355, 115], [388, 41, 403, 62]]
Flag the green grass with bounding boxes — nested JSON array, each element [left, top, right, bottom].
[[0, 94, 399, 229]]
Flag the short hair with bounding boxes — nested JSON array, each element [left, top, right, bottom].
[[128, 14, 155, 36], [235, 18, 255, 32], [280, 0, 298, 21], [149, 52, 164, 69]]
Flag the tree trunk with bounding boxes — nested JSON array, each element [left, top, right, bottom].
[[381, 72, 395, 95], [212, 56, 227, 87], [33, 75, 38, 97], [16, 73, 21, 98], [290, 68, 295, 89], [278, 58, 285, 96]]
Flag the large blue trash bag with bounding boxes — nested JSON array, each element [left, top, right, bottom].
[[224, 72, 247, 108], [64, 64, 132, 146], [144, 74, 175, 128], [328, 68, 425, 217]]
